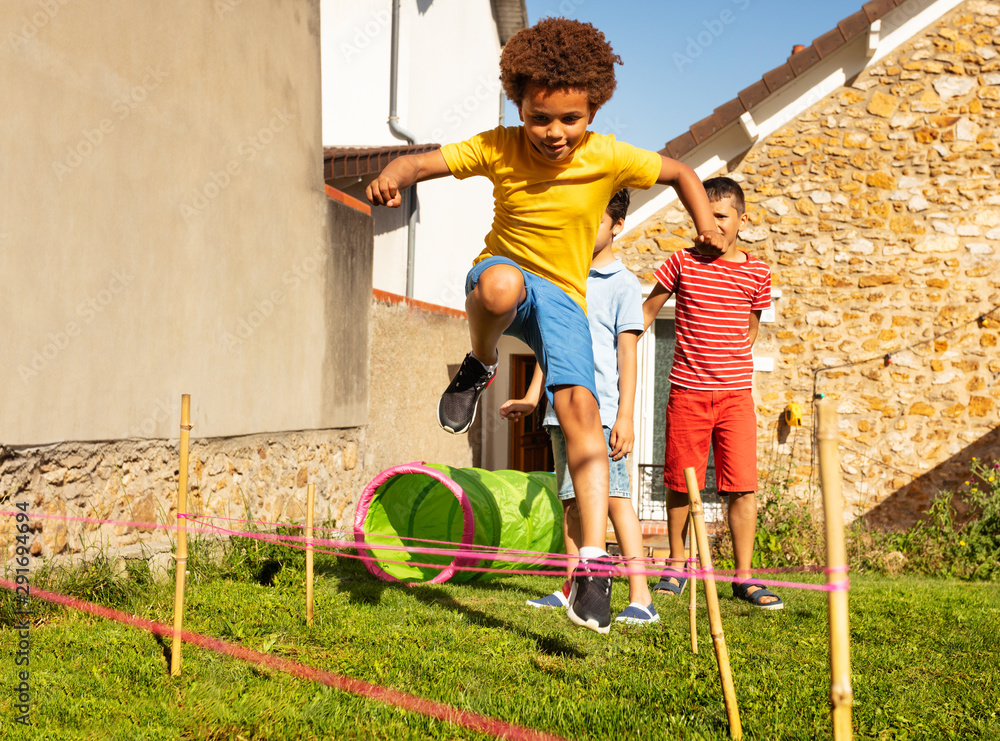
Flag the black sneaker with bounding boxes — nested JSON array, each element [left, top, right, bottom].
[[437, 353, 496, 434], [567, 559, 612, 635]]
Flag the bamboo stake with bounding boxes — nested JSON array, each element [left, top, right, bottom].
[[306, 483, 315, 626], [817, 400, 854, 741], [686, 467, 741, 740], [688, 512, 698, 654], [170, 394, 191, 676]]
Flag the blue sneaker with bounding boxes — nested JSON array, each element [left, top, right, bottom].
[[526, 590, 569, 609], [615, 602, 660, 625]]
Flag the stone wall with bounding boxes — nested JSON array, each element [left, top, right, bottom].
[[1, 429, 366, 575], [366, 292, 481, 474], [617, 0, 1000, 527]]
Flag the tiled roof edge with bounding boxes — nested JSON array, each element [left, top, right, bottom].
[[659, 0, 910, 157], [324, 144, 442, 181]]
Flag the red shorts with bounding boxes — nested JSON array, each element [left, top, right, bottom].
[[663, 387, 758, 493]]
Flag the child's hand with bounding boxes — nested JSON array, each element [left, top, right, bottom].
[[366, 173, 404, 208], [693, 229, 726, 256], [500, 399, 536, 421], [609, 418, 634, 461]]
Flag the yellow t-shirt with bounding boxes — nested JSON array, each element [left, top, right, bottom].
[[440, 126, 661, 311]]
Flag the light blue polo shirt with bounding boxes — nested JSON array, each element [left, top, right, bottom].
[[544, 259, 644, 428]]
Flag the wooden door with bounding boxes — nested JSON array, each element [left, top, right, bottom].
[[507, 354, 554, 472]]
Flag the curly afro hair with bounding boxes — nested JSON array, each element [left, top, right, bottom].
[[500, 17, 622, 110]]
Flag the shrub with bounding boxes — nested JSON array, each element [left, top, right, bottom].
[[883, 457, 1000, 580], [711, 456, 999, 581], [711, 476, 824, 571]]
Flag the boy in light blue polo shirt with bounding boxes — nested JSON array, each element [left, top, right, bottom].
[[501, 190, 656, 624]]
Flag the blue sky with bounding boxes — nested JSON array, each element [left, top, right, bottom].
[[504, 0, 867, 151]]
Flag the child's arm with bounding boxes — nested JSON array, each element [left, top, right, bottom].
[[641, 283, 672, 333], [748, 309, 763, 346], [657, 156, 726, 255], [366, 150, 453, 208], [499, 362, 545, 421], [609, 330, 640, 461]]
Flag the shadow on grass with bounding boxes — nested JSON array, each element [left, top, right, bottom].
[[408, 583, 585, 659], [325, 556, 584, 658], [153, 633, 173, 673]]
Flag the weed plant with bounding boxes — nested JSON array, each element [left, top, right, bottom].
[[710, 455, 1000, 582], [711, 476, 825, 572], [858, 456, 1000, 580]]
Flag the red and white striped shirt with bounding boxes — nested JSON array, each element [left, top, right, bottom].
[[653, 248, 771, 390]]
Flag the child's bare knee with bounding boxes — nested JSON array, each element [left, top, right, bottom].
[[553, 386, 599, 426], [471, 265, 524, 315]]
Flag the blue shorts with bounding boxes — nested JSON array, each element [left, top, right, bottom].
[[465, 256, 597, 405], [546, 425, 631, 501]]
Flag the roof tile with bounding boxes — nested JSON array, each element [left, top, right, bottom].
[[665, 131, 697, 159], [762, 62, 796, 93], [738, 79, 770, 111], [838, 10, 870, 41], [323, 144, 441, 180], [714, 98, 746, 128], [863, 0, 896, 22], [690, 114, 722, 144], [655, 2, 886, 161], [788, 45, 822, 76], [814, 27, 848, 58]]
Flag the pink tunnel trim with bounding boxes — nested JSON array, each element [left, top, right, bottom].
[[354, 462, 475, 584]]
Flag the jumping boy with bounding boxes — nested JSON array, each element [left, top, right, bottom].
[[500, 189, 657, 625], [367, 17, 726, 633], [642, 176, 783, 610]]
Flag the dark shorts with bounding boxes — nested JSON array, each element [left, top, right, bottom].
[[465, 256, 597, 406]]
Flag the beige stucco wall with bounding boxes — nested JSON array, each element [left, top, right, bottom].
[[3, 0, 365, 444], [366, 295, 481, 473], [618, 0, 1000, 526], [0, 285, 482, 565]]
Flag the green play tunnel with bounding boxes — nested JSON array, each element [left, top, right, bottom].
[[353, 462, 564, 584]]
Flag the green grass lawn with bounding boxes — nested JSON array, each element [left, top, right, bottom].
[[2, 557, 998, 740]]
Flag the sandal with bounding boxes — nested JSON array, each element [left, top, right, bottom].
[[732, 581, 784, 610], [652, 575, 687, 595]]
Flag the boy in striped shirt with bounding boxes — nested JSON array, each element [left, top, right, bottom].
[[641, 176, 783, 610]]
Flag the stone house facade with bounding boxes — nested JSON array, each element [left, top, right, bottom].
[[618, 0, 1000, 527]]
